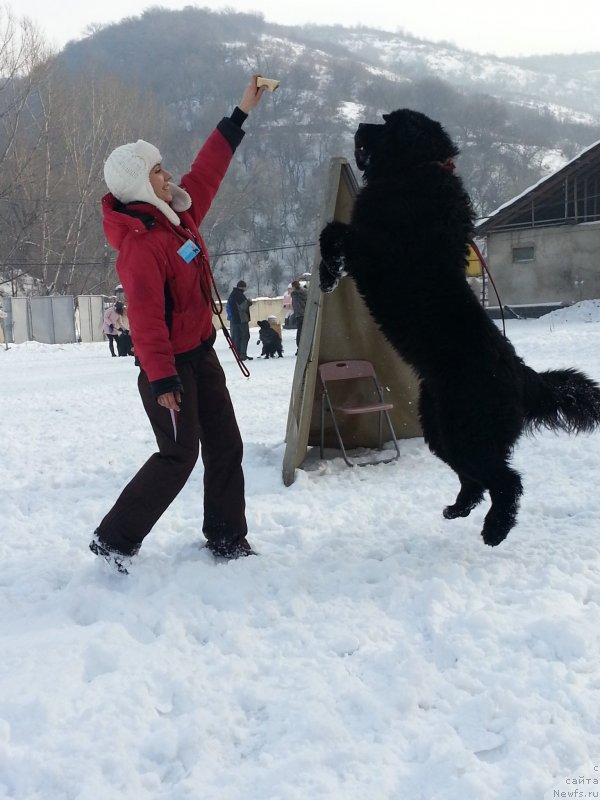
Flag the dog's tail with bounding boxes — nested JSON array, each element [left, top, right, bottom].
[[523, 366, 600, 434]]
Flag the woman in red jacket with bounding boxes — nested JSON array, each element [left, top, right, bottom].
[[90, 75, 266, 573]]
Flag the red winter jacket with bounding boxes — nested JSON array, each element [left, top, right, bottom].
[[102, 118, 244, 395]]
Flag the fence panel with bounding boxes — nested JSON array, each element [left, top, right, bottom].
[[10, 297, 30, 343], [77, 295, 105, 342], [0, 296, 10, 345], [29, 296, 76, 344]]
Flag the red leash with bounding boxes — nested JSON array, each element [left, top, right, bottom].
[[436, 160, 506, 337], [205, 264, 250, 378], [175, 223, 251, 377], [469, 238, 506, 337]]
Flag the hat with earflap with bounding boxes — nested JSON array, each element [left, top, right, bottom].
[[103, 139, 192, 226]]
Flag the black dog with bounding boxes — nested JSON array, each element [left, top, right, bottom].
[[257, 320, 283, 358], [319, 108, 600, 546]]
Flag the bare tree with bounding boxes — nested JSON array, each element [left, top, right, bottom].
[[0, 8, 50, 294], [2, 48, 163, 296], [34, 66, 163, 294]]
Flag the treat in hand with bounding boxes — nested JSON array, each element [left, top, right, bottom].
[[257, 77, 280, 92]]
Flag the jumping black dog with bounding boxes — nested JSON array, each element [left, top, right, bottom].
[[319, 108, 600, 546], [257, 320, 283, 358]]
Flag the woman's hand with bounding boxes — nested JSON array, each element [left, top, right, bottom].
[[238, 74, 267, 114], [157, 391, 181, 411]]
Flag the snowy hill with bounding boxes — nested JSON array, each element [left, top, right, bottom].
[[319, 28, 600, 118]]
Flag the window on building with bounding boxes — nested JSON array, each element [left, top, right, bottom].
[[512, 246, 535, 262]]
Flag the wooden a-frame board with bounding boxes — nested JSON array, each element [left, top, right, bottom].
[[282, 157, 422, 486]]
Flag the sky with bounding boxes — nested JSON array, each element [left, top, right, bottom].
[[12, 0, 600, 58], [1, 302, 600, 798]]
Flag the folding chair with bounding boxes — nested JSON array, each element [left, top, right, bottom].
[[318, 360, 401, 467]]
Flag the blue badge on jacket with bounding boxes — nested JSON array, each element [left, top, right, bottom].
[[177, 239, 201, 263]]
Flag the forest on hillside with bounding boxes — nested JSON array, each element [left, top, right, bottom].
[[1, 6, 599, 299]]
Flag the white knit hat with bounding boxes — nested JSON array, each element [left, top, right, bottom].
[[103, 139, 191, 226]]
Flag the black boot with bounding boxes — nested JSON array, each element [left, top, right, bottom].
[[206, 539, 256, 560], [89, 530, 137, 574]]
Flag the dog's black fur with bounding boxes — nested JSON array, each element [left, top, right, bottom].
[[319, 108, 600, 546], [257, 320, 283, 358]]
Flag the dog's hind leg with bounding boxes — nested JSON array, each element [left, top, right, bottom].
[[480, 465, 523, 547], [443, 475, 485, 519], [419, 386, 485, 519]]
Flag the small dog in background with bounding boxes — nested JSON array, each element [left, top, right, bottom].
[[257, 320, 283, 358]]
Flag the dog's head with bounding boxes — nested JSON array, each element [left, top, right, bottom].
[[257, 320, 270, 330], [354, 109, 459, 181]]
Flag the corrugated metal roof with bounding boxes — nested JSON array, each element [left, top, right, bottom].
[[476, 138, 600, 234]]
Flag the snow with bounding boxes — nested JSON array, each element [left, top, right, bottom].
[[338, 101, 366, 124], [1, 303, 600, 799]]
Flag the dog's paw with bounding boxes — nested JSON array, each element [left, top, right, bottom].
[[319, 221, 349, 293], [319, 264, 340, 294], [321, 278, 339, 294], [319, 257, 345, 293], [481, 527, 508, 547], [443, 501, 478, 519], [443, 504, 469, 519]]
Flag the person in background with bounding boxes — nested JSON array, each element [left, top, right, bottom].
[[116, 303, 134, 357], [90, 74, 266, 573], [102, 299, 125, 357], [290, 280, 307, 355], [227, 280, 253, 361]]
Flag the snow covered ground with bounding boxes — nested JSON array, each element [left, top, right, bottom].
[[1, 304, 600, 800]]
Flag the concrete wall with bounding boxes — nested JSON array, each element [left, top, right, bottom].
[[486, 222, 600, 305], [213, 296, 286, 329]]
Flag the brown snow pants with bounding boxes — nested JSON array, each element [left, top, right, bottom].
[[97, 345, 247, 555]]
